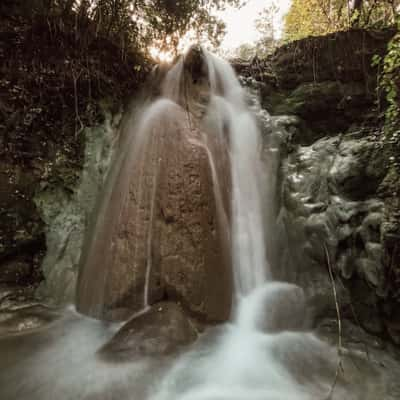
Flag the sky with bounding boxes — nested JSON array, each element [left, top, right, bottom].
[[217, 0, 292, 51]]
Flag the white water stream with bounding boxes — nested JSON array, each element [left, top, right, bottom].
[[151, 49, 338, 400]]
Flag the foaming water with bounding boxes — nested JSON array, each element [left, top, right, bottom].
[[0, 308, 160, 400]]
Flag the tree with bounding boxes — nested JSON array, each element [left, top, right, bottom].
[[234, 43, 257, 59], [21, 0, 246, 56], [283, 0, 400, 42], [232, 1, 280, 59], [254, 2, 280, 56]]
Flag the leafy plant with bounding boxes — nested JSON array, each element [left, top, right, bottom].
[[283, 0, 399, 42], [372, 16, 400, 130], [13, 0, 246, 57]]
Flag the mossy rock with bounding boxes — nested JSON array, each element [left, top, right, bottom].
[[272, 81, 374, 136], [275, 81, 342, 116]]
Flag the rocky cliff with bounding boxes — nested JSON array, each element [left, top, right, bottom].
[[244, 28, 400, 345], [1, 9, 399, 349], [0, 10, 151, 304]]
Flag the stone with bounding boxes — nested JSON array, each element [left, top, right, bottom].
[[337, 252, 354, 279], [34, 117, 118, 305], [349, 278, 384, 334], [0, 304, 59, 336], [98, 302, 197, 361], [76, 101, 232, 322], [255, 283, 308, 333], [356, 258, 380, 287], [329, 139, 387, 201], [365, 242, 382, 262]]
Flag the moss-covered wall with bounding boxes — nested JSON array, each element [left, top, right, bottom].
[[0, 10, 151, 295]]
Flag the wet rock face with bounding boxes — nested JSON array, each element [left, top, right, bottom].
[[249, 28, 399, 344], [274, 81, 372, 139], [157, 113, 232, 322], [0, 159, 46, 287], [247, 29, 399, 344], [275, 129, 397, 340], [252, 29, 396, 145], [33, 116, 120, 305], [77, 101, 232, 323], [1, 10, 151, 301]]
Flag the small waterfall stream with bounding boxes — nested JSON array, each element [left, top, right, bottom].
[[0, 47, 385, 400]]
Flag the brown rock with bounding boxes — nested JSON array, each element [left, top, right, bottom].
[[76, 101, 232, 322], [98, 301, 197, 361]]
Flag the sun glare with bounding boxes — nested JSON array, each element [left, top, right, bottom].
[[149, 47, 175, 63], [149, 33, 196, 63]]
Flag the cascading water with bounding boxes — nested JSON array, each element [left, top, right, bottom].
[[204, 51, 269, 296], [0, 47, 384, 400], [150, 49, 337, 400]]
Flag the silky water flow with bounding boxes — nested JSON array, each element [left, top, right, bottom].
[[0, 48, 383, 400]]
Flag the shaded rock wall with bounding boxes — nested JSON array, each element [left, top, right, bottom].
[[236, 29, 396, 139], [0, 11, 150, 297], [34, 113, 120, 304], [250, 28, 400, 345], [272, 29, 395, 90]]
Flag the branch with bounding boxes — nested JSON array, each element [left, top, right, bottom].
[[323, 242, 344, 400], [71, 64, 84, 138]]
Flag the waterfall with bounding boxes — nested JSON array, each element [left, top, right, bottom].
[[1, 47, 378, 400], [150, 49, 348, 400], [203, 51, 269, 297]]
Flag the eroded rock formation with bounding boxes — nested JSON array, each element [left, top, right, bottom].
[[77, 53, 232, 322]]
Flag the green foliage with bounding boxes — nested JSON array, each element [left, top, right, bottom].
[[284, 0, 348, 41], [284, 0, 399, 42], [13, 0, 245, 57], [373, 16, 400, 130]]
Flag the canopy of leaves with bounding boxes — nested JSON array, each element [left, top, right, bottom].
[[6, 0, 245, 57], [284, 0, 399, 42], [373, 15, 400, 130]]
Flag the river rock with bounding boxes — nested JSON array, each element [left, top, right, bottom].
[[99, 301, 197, 361], [0, 304, 60, 336], [254, 283, 307, 333]]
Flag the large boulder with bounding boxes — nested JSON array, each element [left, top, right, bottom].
[[99, 301, 197, 361], [76, 100, 232, 322]]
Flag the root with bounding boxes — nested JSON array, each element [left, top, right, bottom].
[[323, 242, 344, 400]]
